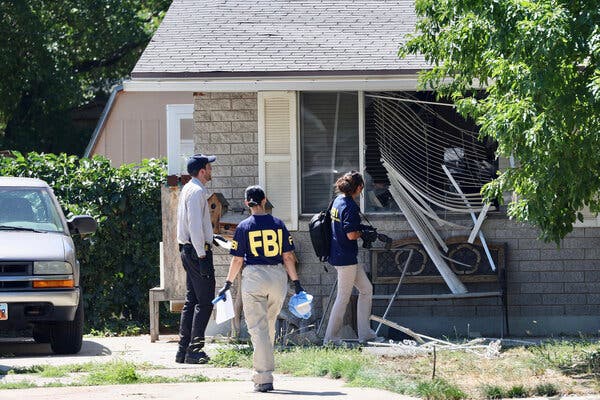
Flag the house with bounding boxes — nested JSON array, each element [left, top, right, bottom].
[[85, 85, 193, 165], [130, 0, 600, 338]]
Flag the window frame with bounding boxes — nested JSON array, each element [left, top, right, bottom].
[[297, 90, 403, 216]]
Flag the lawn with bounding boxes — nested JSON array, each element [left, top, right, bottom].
[[211, 339, 600, 399]]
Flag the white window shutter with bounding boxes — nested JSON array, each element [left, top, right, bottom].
[[258, 91, 298, 230]]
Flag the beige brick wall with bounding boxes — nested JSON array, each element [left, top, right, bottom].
[[193, 91, 259, 289], [193, 92, 258, 208]]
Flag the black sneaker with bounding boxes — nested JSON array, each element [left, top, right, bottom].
[[175, 350, 186, 363], [184, 350, 210, 364], [254, 383, 274, 392]]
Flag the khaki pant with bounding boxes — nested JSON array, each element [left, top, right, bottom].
[[324, 264, 377, 343], [241, 264, 287, 385]]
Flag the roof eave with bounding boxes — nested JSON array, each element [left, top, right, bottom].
[[124, 69, 431, 92], [84, 85, 123, 158]]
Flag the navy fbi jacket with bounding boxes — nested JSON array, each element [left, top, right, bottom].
[[230, 214, 295, 265], [328, 194, 360, 266]]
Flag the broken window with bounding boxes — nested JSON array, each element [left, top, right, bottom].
[[299, 91, 497, 214]]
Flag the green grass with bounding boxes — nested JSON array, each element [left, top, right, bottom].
[[276, 347, 419, 396], [212, 340, 600, 399], [82, 360, 140, 385], [4, 360, 157, 379], [506, 384, 528, 398], [416, 378, 467, 400], [0, 360, 210, 389], [0, 380, 38, 389], [481, 384, 504, 399], [209, 345, 253, 368], [534, 382, 559, 396], [527, 339, 600, 376]]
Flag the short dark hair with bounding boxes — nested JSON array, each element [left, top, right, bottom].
[[245, 185, 266, 207], [186, 154, 216, 176]]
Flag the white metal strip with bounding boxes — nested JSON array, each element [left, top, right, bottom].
[[387, 181, 467, 294], [442, 164, 496, 271]]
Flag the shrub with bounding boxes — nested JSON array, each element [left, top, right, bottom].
[[0, 151, 166, 332]]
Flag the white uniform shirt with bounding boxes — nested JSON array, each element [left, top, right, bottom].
[[177, 177, 213, 258]]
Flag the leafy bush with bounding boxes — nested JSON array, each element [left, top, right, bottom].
[[0, 151, 166, 332]]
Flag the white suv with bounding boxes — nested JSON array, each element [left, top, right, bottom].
[[0, 177, 96, 354]]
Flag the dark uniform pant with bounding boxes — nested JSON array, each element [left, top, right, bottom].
[[179, 243, 215, 353]]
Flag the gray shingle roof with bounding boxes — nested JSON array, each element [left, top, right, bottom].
[[132, 0, 427, 78]]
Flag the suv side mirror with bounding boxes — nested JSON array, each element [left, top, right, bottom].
[[67, 215, 97, 235]]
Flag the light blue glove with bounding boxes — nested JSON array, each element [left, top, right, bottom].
[[288, 291, 313, 319]]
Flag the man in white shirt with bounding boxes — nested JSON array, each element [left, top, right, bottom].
[[176, 154, 216, 364]]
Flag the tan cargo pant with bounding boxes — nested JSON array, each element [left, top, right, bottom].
[[241, 264, 287, 385], [323, 264, 377, 344]]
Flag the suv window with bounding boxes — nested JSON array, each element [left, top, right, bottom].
[[0, 188, 64, 233]]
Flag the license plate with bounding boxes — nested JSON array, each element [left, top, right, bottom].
[[0, 303, 7, 320]]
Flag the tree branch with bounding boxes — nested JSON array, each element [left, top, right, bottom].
[[73, 39, 149, 74]]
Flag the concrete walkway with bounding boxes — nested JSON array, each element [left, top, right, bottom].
[[0, 379, 411, 400], [0, 335, 415, 400]]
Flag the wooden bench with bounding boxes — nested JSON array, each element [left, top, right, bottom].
[[370, 236, 509, 336]]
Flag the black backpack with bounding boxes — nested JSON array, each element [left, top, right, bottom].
[[308, 199, 334, 262]]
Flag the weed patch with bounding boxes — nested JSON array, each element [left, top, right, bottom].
[[506, 384, 528, 398], [481, 384, 504, 399], [210, 346, 253, 368], [534, 382, 559, 396], [416, 378, 467, 400]]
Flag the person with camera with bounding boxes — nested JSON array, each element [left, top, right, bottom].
[[323, 171, 383, 346]]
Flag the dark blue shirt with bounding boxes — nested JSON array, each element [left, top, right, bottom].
[[328, 194, 360, 266], [230, 214, 295, 265]]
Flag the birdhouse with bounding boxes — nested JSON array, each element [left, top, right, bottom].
[[265, 199, 274, 214], [207, 193, 230, 234]]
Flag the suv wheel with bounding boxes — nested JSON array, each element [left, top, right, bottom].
[[50, 301, 84, 354], [32, 324, 51, 343]]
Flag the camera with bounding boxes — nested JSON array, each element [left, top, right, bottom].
[[361, 226, 392, 249], [362, 230, 377, 249]]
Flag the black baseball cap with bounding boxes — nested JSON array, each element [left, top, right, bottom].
[[186, 154, 216, 175], [245, 185, 266, 206]]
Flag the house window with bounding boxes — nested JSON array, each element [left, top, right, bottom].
[[166, 104, 194, 175], [299, 91, 496, 215], [299, 91, 401, 214], [300, 92, 359, 213]]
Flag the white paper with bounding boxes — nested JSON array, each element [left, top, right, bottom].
[[215, 290, 235, 324], [213, 236, 232, 250]]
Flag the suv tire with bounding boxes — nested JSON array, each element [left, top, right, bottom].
[[50, 301, 84, 354], [32, 324, 51, 344]]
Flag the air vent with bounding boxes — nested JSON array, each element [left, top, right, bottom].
[[0, 262, 31, 276]]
